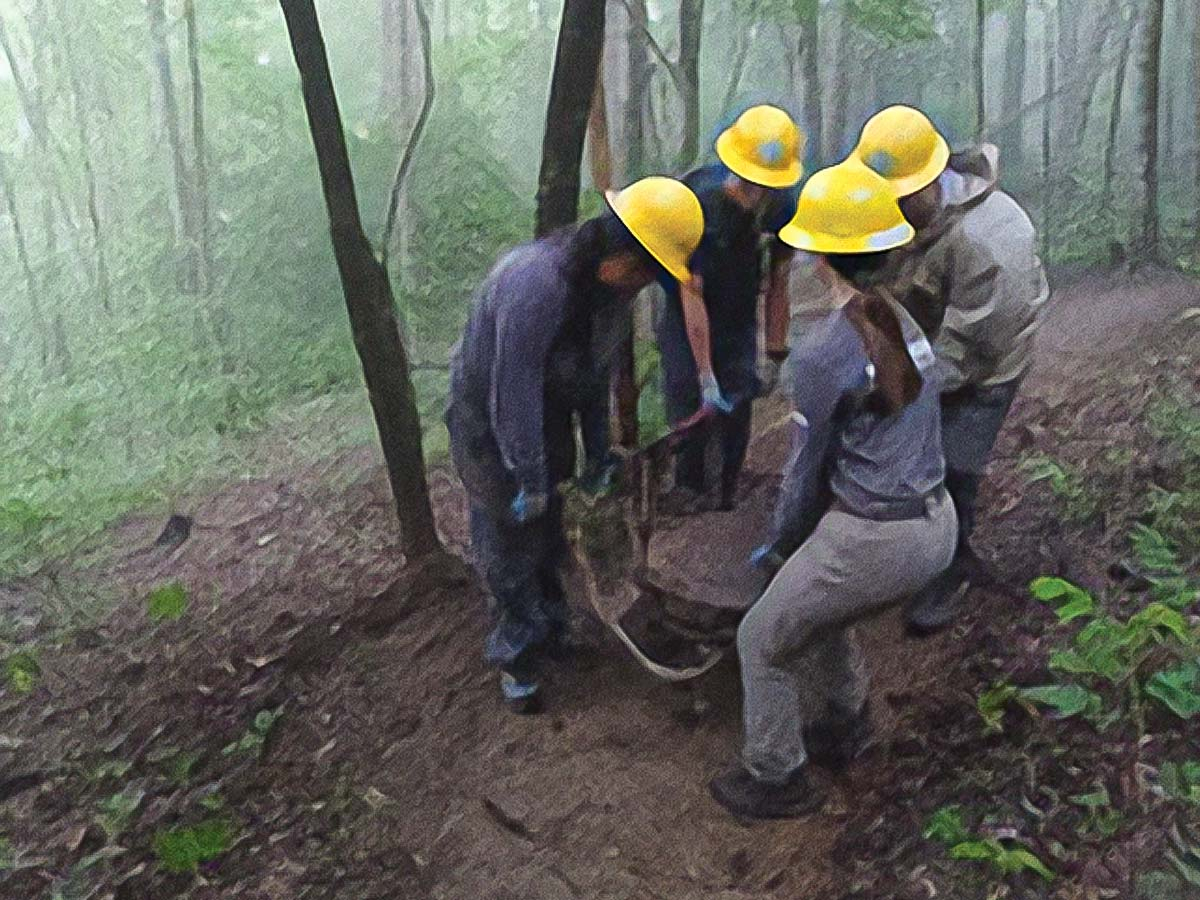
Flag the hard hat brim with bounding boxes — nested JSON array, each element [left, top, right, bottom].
[[855, 133, 951, 197], [778, 221, 915, 254], [715, 130, 804, 189], [605, 190, 694, 284]]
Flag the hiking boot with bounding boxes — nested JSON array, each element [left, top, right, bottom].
[[805, 702, 873, 770], [708, 765, 826, 821], [499, 668, 542, 715], [905, 573, 971, 637]]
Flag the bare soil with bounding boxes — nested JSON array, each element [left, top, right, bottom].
[[0, 270, 1197, 900]]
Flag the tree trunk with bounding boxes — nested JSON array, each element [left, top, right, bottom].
[[623, 0, 651, 180], [42, 197, 70, 376], [1042, 6, 1055, 262], [534, 0, 607, 236], [53, 0, 112, 311], [1103, 12, 1134, 210], [1135, 0, 1164, 263], [975, 0, 986, 140], [825, 7, 853, 161], [148, 0, 202, 293], [184, 0, 213, 296], [0, 152, 46, 366], [1000, 1, 1027, 174], [586, 68, 614, 193], [799, 0, 821, 166], [720, 27, 751, 115], [1194, 0, 1200, 239], [675, 0, 704, 169], [279, 0, 443, 561]]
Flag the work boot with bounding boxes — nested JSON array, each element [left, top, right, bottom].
[[905, 569, 971, 638], [708, 765, 826, 821], [499, 664, 542, 715], [805, 702, 873, 770]]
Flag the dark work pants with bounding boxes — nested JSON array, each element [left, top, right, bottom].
[[657, 298, 759, 501], [470, 496, 568, 672]]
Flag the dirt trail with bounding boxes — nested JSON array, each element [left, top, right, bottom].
[[0, 270, 1196, 900]]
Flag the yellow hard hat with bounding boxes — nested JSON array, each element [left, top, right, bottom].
[[778, 159, 915, 255], [852, 105, 950, 197], [606, 177, 704, 283], [715, 105, 805, 189]]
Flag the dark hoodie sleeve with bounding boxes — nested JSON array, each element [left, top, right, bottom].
[[489, 257, 569, 497], [771, 314, 865, 551]]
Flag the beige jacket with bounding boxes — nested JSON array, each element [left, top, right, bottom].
[[883, 145, 1050, 392]]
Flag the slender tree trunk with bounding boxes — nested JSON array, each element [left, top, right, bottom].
[[1103, 12, 1134, 210], [720, 28, 751, 115], [279, 0, 442, 560], [535, 0, 607, 236], [586, 69, 614, 194], [1135, 0, 1165, 263], [1001, 0, 1027, 174], [185, 0, 213, 296], [0, 152, 45, 366], [54, 0, 112, 311], [1042, 7, 1056, 262], [1194, 0, 1200, 239], [148, 0, 202, 293], [825, 7, 853, 161], [799, 0, 821, 165], [975, 0, 986, 140], [674, 0, 704, 169], [623, 0, 651, 181], [42, 197, 70, 375]]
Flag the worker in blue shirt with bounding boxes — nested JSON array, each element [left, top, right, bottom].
[[657, 105, 805, 511], [446, 178, 705, 713]]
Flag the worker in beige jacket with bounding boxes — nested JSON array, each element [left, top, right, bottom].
[[853, 105, 1050, 636]]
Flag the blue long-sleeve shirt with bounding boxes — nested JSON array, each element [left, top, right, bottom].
[[448, 236, 625, 502], [773, 299, 946, 550]]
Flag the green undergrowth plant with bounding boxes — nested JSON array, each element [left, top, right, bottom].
[[1019, 453, 1100, 522], [924, 805, 1055, 882], [223, 708, 283, 759], [153, 818, 236, 874], [978, 568, 1200, 733]]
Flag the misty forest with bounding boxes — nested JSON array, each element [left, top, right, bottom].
[[0, 0, 1199, 897]]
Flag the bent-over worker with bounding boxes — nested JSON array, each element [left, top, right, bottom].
[[853, 105, 1050, 635], [709, 161, 957, 820], [657, 104, 804, 511], [446, 177, 705, 713]]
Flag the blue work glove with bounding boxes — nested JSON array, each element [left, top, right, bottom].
[[511, 489, 549, 524], [699, 371, 734, 414], [750, 544, 786, 571]]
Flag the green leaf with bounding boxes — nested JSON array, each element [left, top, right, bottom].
[[1019, 684, 1103, 718], [253, 708, 282, 734], [153, 819, 235, 874], [924, 805, 970, 845], [977, 683, 1018, 732], [147, 582, 189, 621], [4, 651, 40, 694], [0, 836, 13, 870], [1146, 662, 1200, 718], [950, 839, 999, 861], [1029, 577, 1094, 623], [1128, 603, 1193, 643], [1069, 786, 1111, 808], [995, 847, 1055, 880]]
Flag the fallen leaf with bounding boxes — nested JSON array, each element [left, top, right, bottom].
[[363, 787, 390, 809], [256, 533, 278, 547]]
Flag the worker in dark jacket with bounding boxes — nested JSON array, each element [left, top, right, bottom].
[[447, 177, 705, 713], [853, 106, 1049, 635], [657, 105, 804, 511], [710, 161, 958, 820]]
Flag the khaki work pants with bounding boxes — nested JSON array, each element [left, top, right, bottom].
[[738, 489, 958, 784]]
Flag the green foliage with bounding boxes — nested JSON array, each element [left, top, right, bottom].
[[1020, 454, 1100, 522], [926, 807, 1054, 882], [1159, 760, 1200, 804], [147, 582, 189, 622], [845, 0, 937, 45], [1030, 577, 1095, 623], [0, 836, 12, 870], [1019, 684, 1103, 719], [1069, 785, 1122, 838], [223, 707, 283, 758], [977, 683, 1018, 732], [153, 818, 235, 874], [1145, 661, 1200, 719], [5, 650, 41, 694], [923, 805, 970, 845], [96, 786, 144, 841]]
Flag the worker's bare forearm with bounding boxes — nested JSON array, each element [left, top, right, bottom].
[[680, 279, 714, 379]]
